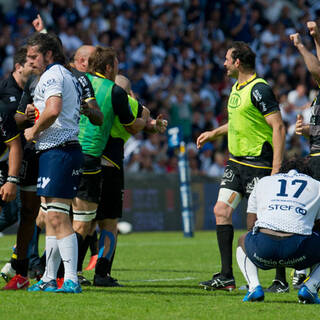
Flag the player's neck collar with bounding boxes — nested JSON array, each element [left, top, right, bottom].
[[45, 63, 60, 71], [95, 72, 106, 79], [236, 73, 257, 90]]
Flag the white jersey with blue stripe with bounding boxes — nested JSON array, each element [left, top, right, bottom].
[[33, 64, 82, 150], [248, 169, 320, 235]]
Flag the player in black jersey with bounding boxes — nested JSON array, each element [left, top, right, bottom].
[[288, 22, 320, 291], [93, 75, 167, 287]]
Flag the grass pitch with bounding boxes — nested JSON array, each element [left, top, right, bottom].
[[0, 231, 319, 320]]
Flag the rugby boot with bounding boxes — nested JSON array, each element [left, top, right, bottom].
[[84, 254, 98, 271], [266, 280, 289, 293], [243, 285, 264, 302], [28, 279, 58, 292], [93, 274, 123, 287], [199, 273, 236, 291], [77, 272, 91, 286], [56, 277, 64, 289], [1, 262, 15, 282], [3, 274, 29, 290], [55, 279, 82, 293], [292, 270, 307, 290], [298, 285, 320, 304]]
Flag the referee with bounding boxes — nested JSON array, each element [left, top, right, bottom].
[[197, 41, 286, 292]]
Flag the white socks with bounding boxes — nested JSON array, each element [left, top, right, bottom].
[[42, 236, 61, 282], [57, 233, 78, 283], [305, 264, 320, 293], [295, 269, 307, 275], [236, 246, 260, 291]]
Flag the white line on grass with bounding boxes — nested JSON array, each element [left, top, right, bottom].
[[123, 277, 196, 282]]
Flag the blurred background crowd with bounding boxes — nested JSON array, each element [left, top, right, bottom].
[[0, 0, 319, 177]]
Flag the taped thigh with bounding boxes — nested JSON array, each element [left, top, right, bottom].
[[217, 188, 242, 209]]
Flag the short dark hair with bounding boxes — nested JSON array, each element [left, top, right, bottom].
[[26, 33, 66, 65], [13, 46, 27, 68], [87, 46, 116, 75], [279, 157, 313, 177], [228, 41, 255, 71]]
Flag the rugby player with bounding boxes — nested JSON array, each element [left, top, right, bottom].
[[73, 46, 146, 287], [197, 41, 286, 291], [92, 74, 167, 287], [289, 22, 320, 289], [236, 158, 320, 304], [3, 15, 103, 289], [24, 32, 83, 293]]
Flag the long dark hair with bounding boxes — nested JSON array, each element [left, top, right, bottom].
[[26, 33, 66, 65]]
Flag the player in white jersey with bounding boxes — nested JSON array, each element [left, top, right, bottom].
[[236, 158, 320, 304], [24, 33, 83, 293]]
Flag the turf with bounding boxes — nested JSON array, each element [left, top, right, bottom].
[[0, 231, 318, 320]]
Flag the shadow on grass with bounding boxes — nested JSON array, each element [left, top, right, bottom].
[[263, 300, 299, 304], [85, 288, 242, 297], [114, 268, 206, 274], [84, 286, 243, 297]]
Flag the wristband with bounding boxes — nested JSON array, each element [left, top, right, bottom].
[[7, 176, 20, 184]]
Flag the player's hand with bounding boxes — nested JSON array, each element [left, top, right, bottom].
[[80, 101, 90, 116], [307, 21, 320, 38], [32, 14, 45, 33], [0, 182, 17, 202], [24, 127, 36, 142], [25, 104, 36, 122], [289, 33, 302, 47], [295, 114, 304, 135], [196, 131, 215, 149], [155, 114, 168, 133]]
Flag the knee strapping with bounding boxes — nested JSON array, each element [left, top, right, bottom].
[[46, 202, 70, 215], [98, 230, 115, 260], [73, 210, 96, 222], [40, 202, 47, 214]]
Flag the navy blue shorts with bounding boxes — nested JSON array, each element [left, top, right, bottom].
[[37, 145, 83, 199], [245, 230, 320, 270]]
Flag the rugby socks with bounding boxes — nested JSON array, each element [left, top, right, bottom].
[[89, 230, 98, 256], [57, 233, 78, 283], [95, 257, 109, 277], [79, 235, 91, 270], [42, 236, 61, 282], [236, 246, 260, 291], [98, 230, 116, 260], [15, 259, 29, 277], [305, 263, 320, 293], [75, 232, 84, 272], [216, 224, 234, 278], [275, 266, 287, 284], [106, 248, 116, 276], [296, 269, 307, 275], [95, 230, 116, 277]]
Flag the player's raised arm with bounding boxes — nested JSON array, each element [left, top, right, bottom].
[[307, 21, 320, 61], [290, 32, 320, 85]]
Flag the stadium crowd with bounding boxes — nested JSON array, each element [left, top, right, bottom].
[[0, 0, 319, 177]]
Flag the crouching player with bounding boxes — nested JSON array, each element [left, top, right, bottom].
[[237, 158, 320, 303]]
